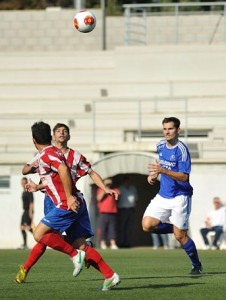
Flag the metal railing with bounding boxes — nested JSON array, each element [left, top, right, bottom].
[[123, 2, 226, 45]]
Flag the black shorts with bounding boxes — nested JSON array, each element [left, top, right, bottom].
[[21, 210, 32, 226]]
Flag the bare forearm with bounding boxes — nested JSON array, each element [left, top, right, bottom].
[[22, 164, 35, 175], [90, 171, 107, 191], [58, 164, 73, 197], [160, 167, 188, 182]]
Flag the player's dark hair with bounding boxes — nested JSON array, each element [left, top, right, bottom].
[[31, 121, 52, 145], [52, 123, 70, 135], [162, 117, 180, 129]]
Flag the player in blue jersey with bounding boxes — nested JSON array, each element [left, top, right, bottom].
[[142, 117, 202, 275]]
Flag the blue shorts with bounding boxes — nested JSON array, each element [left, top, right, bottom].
[[44, 195, 55, 215], [41, 199, 94, 244]]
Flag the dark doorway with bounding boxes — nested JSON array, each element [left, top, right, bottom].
[[91, 173, 160, 247], [113, 173, 160, 247]]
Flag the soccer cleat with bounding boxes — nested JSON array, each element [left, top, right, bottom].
[[71, 250, 86, 277], [15, 265, 27, 283], [190, 263, 203, 275], [102, 273, 121, 291]]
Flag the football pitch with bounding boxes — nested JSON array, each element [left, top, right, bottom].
[[1, 248, 226, 300]]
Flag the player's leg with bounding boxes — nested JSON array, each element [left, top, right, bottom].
[[34, 222, 85, 277], [73, 237, 120, 291], [67, 205, 120, 291], [35, 205, 88, 277], [174, 226, 202, 274], [142, 195, 173, 234], [15, 243, 46, 283], [16, 195, 55, 283], [22, 194, 54, 273], [171, 195, 202, 275]]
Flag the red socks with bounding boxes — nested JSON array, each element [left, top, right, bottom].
[[84, 246, 114, 278], [39, 232, 77, 258], [24, 243, 46, 272]]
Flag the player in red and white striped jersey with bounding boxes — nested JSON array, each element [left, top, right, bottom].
[[16, 122, 120, 291]]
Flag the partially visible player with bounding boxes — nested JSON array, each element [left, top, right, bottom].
[[142, 117, 202, 275], [18, 177, 34, 250], [16, 122, 120, 291]]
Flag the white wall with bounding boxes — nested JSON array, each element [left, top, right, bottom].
[[190, 164, 226, 249], [0, 173, 43, 249], [1, 163, 226, 249]]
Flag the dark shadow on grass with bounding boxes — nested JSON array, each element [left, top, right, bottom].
[[24, 271, 223, 285], [202, 271, 226, 275], [112, 282, 205, 291], [79, 274, 208, 282]]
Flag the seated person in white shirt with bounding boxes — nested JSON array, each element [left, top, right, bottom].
[[200, 197, 226, 250]]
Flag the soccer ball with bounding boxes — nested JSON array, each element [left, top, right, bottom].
[[73, 10, 96, 33]]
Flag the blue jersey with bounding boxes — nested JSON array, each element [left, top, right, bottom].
[[157, 139, 193, 198]]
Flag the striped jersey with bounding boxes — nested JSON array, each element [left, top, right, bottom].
[[157, 139, 193, 198], [38, 145, 92, 210]]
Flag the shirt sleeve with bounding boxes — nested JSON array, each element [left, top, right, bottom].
[[177, 147, 191, 174], [78, 154, 93, 176]]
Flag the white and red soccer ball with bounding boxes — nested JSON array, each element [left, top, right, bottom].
[[73, 10, 96, 33]]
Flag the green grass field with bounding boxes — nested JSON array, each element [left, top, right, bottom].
[[1, 248, 226, 300]]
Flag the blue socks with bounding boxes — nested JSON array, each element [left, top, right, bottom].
[[182, 237, 201, 267], [153, 222, 174, 234]]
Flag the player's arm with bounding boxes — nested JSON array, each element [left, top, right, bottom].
[[58, 163, 79, 212], [22, 163, 38, 175], [148, 161, 189, 182], [89, 170, 119, 200], [25, 179, 45, 192], [22, 154, 40, 175], [159, 168, 188, 182]]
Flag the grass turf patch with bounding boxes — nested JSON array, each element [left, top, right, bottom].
[[0, 248, 225, 300]]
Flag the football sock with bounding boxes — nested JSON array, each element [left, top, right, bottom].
[[21, 230, 27, 246], [182, 237, 201, 266], [84, 245, 114, 278], [39, 233, 77, 258], [24, 243, 46, 272], [153, 222, 173, 234]]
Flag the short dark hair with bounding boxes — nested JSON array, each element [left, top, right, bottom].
[[31, 121, 52, 145], [52, 123, 70, 135], [162, 117, 180, 129]]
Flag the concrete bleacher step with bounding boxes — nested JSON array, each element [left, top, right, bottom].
[[1, 46, 226, 162]]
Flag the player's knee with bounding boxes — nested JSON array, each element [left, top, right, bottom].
[[174, 233, 187, 244], [33, 231, 41, 242], [142, 218, 155, 232]]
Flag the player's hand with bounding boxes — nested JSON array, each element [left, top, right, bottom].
[[148, 160, 160, 177], [147, 175, 157, 185], [104, 188, 119, 200], [25, 179, 38, 192], [67, 195, 80, 213]]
